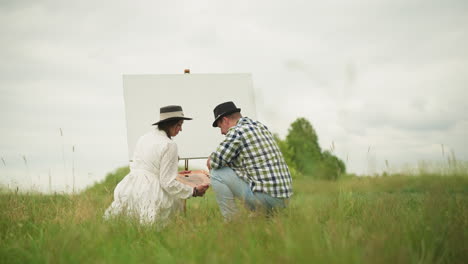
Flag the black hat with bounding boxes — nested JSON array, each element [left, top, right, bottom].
[[212, 101, 241, 127], [152, 105, 192, 125]]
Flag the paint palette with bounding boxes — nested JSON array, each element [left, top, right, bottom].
[[176, 170, 210, 187]]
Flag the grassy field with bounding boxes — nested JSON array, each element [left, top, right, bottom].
[[1, 167, 467, 263]]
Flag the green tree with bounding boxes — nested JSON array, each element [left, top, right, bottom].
[[286, 118, 322, 175], [316, 150, 346, 180], [276, 117, 346, 180]]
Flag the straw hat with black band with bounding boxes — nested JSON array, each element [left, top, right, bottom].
[[152, 105, 192, 126]]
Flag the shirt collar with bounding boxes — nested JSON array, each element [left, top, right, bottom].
[[237, 117, 251, 126], [226, 117, 251, 133]]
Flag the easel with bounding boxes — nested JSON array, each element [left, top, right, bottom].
[[179, 157, 208, 171], [177, 157, 210, 213]]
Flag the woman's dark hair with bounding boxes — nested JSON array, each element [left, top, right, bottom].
[[157, 118, 182, 138]]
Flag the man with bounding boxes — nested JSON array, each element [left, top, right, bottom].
[[207, 101, 293, 220]]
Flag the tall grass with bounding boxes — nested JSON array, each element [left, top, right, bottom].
[[1, 169, 467, 263]]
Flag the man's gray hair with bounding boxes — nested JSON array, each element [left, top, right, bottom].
[[226, 112, 242, 120]]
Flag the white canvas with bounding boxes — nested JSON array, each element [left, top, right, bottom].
[[122, 73, 257, 160]]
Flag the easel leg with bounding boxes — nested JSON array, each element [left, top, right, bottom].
[[184, 159, 188, 214]]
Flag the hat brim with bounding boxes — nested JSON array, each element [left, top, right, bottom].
[[212, 108, 241, 127], [152, 116, 192, 126]]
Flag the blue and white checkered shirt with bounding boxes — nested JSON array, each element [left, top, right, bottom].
[[210, 117, 293, 198]]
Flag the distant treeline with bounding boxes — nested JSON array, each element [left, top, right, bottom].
[[275, 118, 346, 180]]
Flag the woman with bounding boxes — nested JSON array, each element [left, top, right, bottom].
[[104, 105, 209, 226]]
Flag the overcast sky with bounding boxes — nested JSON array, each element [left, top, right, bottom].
[[1, 0, 467, 192]]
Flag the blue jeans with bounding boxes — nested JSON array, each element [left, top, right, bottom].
[[210, 167, 287, 220]]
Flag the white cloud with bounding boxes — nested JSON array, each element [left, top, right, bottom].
[[1, 0, 467, 190]]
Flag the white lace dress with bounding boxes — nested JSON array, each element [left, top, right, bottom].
[[104, 129, 193, 226]]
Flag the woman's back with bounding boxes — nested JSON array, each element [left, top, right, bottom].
[[131, 129, 170, 174]]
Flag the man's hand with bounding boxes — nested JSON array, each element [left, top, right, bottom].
[[206, 157, 212, 170], [193, 183, 210, 197]]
